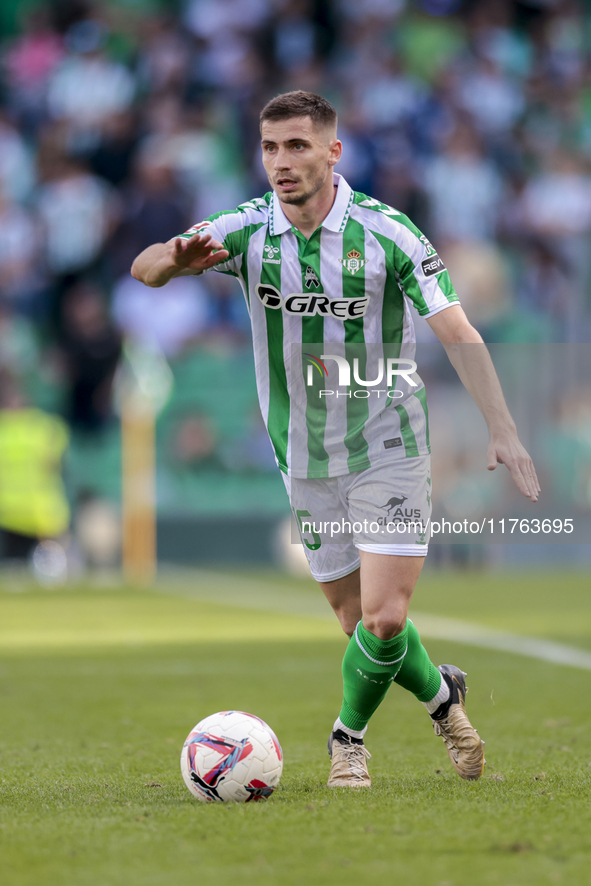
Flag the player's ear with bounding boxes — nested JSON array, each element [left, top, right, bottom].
[[328, 139, 342, 168]]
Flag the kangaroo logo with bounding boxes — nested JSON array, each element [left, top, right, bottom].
[[381, 494, 408, 516]]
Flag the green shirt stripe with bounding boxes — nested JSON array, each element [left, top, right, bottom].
[[240, 253, 250, 308], [223, 222, 264, 262], [342, 219, 370, 472], [413, 386, 430, 452], [370, 231, 406, 344], [394, 403, 420, 458], [296, 228, 329, 477], [223, 223, 265, 304], [262, 231, 290, 471]]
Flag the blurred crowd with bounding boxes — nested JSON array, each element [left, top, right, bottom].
[[1, 1, 590, 376], [1, 0, 591, 560]]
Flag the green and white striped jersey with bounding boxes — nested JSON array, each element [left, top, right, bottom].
[[178, 174, 459, 479]]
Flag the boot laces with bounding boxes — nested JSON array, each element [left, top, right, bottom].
[[333, 741, 371, 778]]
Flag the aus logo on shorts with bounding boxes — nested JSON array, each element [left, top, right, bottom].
[[376, 496, 422, 529]]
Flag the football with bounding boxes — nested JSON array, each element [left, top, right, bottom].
[[180, 710, 283, 802]]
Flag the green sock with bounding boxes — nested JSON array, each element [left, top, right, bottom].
[[394, 618, 442, 702], [339, 621, 408, 732]]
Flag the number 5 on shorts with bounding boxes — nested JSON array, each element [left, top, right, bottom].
[[294, 509, 322, 551]]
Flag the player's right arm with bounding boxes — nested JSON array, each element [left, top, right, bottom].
[[131, 231, 230, 288]]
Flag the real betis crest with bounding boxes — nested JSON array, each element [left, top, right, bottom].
[[340, 249, 368, 276]]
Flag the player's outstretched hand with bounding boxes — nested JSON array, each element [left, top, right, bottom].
[[172, 232, 229, 272], [486, 435, 540, 502]]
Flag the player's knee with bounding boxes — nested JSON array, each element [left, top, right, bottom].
[[362, 612, 406, 640]]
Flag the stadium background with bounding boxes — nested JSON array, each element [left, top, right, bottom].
[[0, 0, 590, 574]]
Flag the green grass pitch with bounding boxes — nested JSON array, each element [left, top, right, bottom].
[[1, 568, 591, 886]]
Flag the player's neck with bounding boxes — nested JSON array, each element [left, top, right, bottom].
[[279, 176, 338, 240]]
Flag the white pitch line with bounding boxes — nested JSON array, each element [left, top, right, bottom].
[[157, 569, 591, 672], [411, 613, 591, 672]]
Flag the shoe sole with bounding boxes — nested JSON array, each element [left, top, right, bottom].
[[327, 779, 371, 788]]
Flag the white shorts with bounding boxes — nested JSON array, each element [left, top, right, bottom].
[[282, 456, 431, 582]]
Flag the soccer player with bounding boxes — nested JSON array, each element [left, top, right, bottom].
[[131, 91, 540, 787]]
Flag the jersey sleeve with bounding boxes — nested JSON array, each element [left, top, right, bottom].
[[176, 199, 268, 278], [388, 214, 460, 318]]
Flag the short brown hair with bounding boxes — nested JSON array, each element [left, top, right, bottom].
[[260, 91, 337, 131]]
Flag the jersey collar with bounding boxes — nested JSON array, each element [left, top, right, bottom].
[[269, 173, 354, 236]]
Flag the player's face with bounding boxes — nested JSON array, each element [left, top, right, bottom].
[[261, 117, 341, 207]]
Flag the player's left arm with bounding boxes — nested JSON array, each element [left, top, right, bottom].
[[427, 304, 541, 502]]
